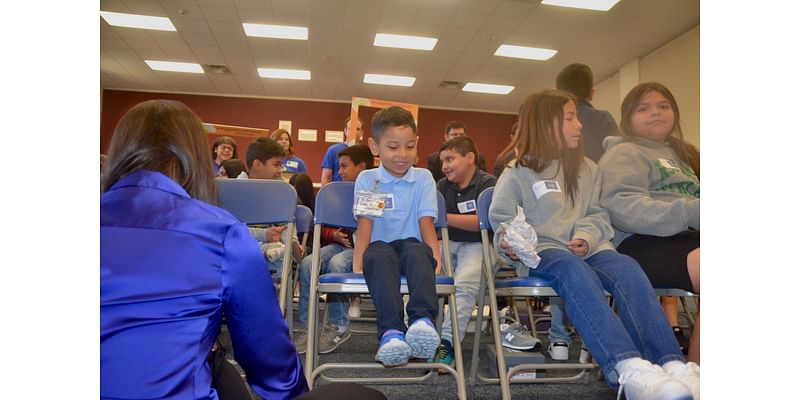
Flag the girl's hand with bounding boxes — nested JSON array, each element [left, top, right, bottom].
[[500, 240, 520, 261], [266, 226, 286, 242], [333, 229, 352, 248], [567, 239, 588, 257]]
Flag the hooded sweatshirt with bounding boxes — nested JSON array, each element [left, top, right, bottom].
[[598, 136, 700, 246], [489, 158, 615, 266]]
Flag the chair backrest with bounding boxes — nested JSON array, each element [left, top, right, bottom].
[[477, 187, 494, 232], [295, 205, 313, 235], [216, 179, 297, 225], [313, 181, 357, 229]]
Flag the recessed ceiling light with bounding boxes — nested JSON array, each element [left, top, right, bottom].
[[541, 0, 621, 11], [363, 74, 416, 87], [374, 33, 438, 51], [258, 68, 311, 80], [462, 82, 515, 95], [145, 60, 204, 73], [100, 11, 176, 31], [494, 44, 558, 61], [243, 23, 308, 40]]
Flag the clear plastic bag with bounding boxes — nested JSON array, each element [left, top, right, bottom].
[[500, 206, 541, 269]]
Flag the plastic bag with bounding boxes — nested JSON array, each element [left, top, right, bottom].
[[499, 206, 541, 269]]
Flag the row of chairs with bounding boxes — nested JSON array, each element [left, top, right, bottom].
[[214, 178, 698, 400]]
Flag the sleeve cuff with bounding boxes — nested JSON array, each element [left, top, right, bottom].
[[572, 230, 597, 252]]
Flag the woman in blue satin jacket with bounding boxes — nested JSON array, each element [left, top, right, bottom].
[[100, 99, 307, 399]]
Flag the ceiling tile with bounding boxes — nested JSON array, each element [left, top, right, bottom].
[[182, 32, 218, 46], [493, 0, 535, 18], [200, 5, 241, 22], [171, 18, 211, 33], [207, 21, 244, 35], [458, 0, 501, 15], [162, 3, 205, 20], [121, 0, 166, 15]]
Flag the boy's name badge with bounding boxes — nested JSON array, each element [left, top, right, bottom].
[[286, 160, 299, 169], [354, 190, 394, 217], [457, 199, 477, 214], [658, 158, 680, 171], [533, 180, 561, 199]]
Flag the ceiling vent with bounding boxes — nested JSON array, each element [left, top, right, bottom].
[[204, 64, 231, 75], [438, 80, 462, 89]]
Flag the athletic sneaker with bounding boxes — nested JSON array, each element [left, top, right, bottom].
[[500, 323, 541, 351], [375, 329, 412, 367], [431, 339, 455, 366], [318, 323, 351, 354], [617, 358, 693, 400], [348, 296, 362, 319], [579, 346, 591, 364], [293, 329, 307, 355], [663, 361, 700, 399], [673, 327, 690, 355], [548, 341, 569, 360], [406, 317, 440, 359]]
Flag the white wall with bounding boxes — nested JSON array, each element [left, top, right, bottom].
[[593, 25, 700, 147]]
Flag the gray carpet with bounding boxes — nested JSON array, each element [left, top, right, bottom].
[[219, 297, 628, 399]]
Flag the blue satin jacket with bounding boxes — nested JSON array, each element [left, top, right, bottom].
[[101, 170, 308, 399]]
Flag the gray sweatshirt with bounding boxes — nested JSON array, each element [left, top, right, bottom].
[[598, 136, 700, 246], [489, 158, 615, 266]]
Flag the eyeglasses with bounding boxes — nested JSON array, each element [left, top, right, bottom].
[[217, 145, 234, 152]]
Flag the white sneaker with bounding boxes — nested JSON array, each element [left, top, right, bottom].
[[617, 358, 692, 400], [663, 361, 699, 399], [348, 296, 361, 319], [548, 341, 569, 360], [579, 346, 591, 364]]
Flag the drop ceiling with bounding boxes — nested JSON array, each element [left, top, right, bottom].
[[100, 0, 699, 114]]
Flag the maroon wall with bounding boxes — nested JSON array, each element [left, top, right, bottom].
[[101, 89, 517, 181]]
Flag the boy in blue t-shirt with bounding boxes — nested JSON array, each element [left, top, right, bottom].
[[352, 106, 441, 367]]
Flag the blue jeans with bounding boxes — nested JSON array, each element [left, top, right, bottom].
[[297, 244, 353, 329], [529, 249, 684, 386], [441, 241, 483, 344]]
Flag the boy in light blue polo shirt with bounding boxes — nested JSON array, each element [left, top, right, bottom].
[[352, 106, 441, 367]]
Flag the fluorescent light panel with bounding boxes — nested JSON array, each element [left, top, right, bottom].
[[100, 11, 176, 31], [145, 60, 204, 74], [495, 44, 557, 61], [374, 33, 438, 51], [462, 82, 514, 95], [258, 68, 311, 80], [363, 74, 416, 87], [541, 0, 620, 11], [243, 23, 308, 40]]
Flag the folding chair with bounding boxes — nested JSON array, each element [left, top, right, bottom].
[[215, 178, 297, 318], [469, 187, 597, 400], [287, 204, 314, 331], [304, 182, 467, 400]]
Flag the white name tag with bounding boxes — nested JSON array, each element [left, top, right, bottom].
[[457, 199, 477, 214], [286, 160, 299, 169], [532, 180, 561, 200], [658, 158, 680, 171]]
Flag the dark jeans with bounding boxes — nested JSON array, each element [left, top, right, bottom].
[[363, 238, 438, 338]]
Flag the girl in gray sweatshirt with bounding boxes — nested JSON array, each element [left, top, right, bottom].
[[598, 82, 701, 366], [489, 89, 699, 400]]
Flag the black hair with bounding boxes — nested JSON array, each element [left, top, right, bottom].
[[338, 144, 375, 169], [371, 106, 416, 143], [556, 63, 594, 100], [245, 137, 285, 169]]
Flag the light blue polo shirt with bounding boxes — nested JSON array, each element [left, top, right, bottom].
[[354, 163, 438, 243]]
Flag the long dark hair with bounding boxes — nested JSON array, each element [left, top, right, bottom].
[[515, 89, 585, 205], [620, 82, 699, 176], [289, 173, 315, 213], [102, 100, 218, 204]]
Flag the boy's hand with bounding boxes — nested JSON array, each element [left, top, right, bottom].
[[291, 240, 305, 261], [266, 226, 286, 242], [500, 240, 520, 261], [333, 229, 352, 248], [567, 239, 588, 257]]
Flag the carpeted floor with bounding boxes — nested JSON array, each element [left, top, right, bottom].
[[216, 296, 663, 399]]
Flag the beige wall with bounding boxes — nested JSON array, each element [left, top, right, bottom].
[[593, 25, 700, 147]]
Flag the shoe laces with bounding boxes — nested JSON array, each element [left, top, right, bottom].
[[616, 360, 668, 400], [435, 346, 450, 361], [501, 323, 532, 338]]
